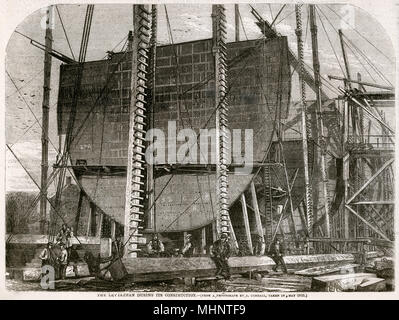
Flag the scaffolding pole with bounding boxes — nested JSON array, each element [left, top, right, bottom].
[[309, 5, 330, 237], [40, 6, 53, 234], [295, 4, 313, 237]]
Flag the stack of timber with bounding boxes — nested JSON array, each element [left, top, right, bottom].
[[365, 257, 394, 289], [294, 264, 360, 277], [223, 275, 312, 292], [260, 275, 312, 292], [312, 273, 386, 292]]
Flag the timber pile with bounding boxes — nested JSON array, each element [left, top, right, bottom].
[[295, 264, 359, 276], [221, 275, 311, 292], [312, 273, 386, 292], [365, 257, 394, 289], [260, 275, 312, 291]]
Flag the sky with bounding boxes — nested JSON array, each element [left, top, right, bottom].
[[4, 3, 396, 193]]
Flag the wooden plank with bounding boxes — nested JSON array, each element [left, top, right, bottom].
[[6, 234, 100, 245], [250, 181, 265, 254], [358, 278, 386, 291], [295, 264, 359, 276], [201, 227, 206, 255], [228, 217, 239, 250], [240, 194, 253, 254], [351, 201, 394, 205], [120, 254, 355, 283], [314, 272, 377, 283], [212, 221, 217, 242], [97, 212, 103, 238], [111, 220, 116, 241], [250, 182, 264, 238]]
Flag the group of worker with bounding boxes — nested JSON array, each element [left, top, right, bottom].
[[41, 225, 287, 281], [146, 233, 195, 258], [146, 232, 287, 280], [39, 224, 74, 280]]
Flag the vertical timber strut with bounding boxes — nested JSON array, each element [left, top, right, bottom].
[[263, 166, 273, 246], [295, 4, 314, 236], [339, 29, 353, 239], [234, 4, 240, 42], [124, 4, 151, 258], [309, 5, 330, 237], [147, 5, 157, 232], [212, 5, 230, 236], [40, 6, 53, 234]]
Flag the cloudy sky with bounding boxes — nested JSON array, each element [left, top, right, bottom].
[[4, 3, 396, 193]]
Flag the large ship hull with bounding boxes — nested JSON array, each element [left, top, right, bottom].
[[57, 37, 292, 232]]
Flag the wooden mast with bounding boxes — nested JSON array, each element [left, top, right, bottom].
[[235, 4, 240, 42], [40, 6, 53, 234], [339, 29, 352, 239], [295, 4, 314, 237], [309, 5, 330, 237]]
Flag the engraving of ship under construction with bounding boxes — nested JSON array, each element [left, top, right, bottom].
[[5, 3, 395, 293]]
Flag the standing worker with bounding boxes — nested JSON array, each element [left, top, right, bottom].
[[58, 244, 68, 280], [56, 223, 70, 247], [253, 234, 266, 256], [210, 233, 231, 279], [269, 238, 287, 273], [181, 234, 194, 257], [65, 226, 73, 261], [39, 242, 53, 270]]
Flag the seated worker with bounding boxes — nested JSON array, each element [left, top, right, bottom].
[[146, 234, 165, 257], [181, 233, 194, 257], [210, 233, 231, 280]]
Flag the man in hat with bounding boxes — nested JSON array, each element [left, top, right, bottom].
[[39, 242, 52, 267], [181, 233, 195, 257], [210, 233, 231, 279], [57, 244, 69, 280], [269, 238, 287, 273], [147, 233, 165, 257], [56, 223, 70, 247]]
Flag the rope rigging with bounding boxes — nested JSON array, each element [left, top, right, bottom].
[[325, 5, 394, 64], [342, 34, 393, 87], [55, 5, 76, 60], [316, 6, 393, 88], [295, 4, 314, 236], [52, 4, 95, 241], [314, 7, 346, 77]]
